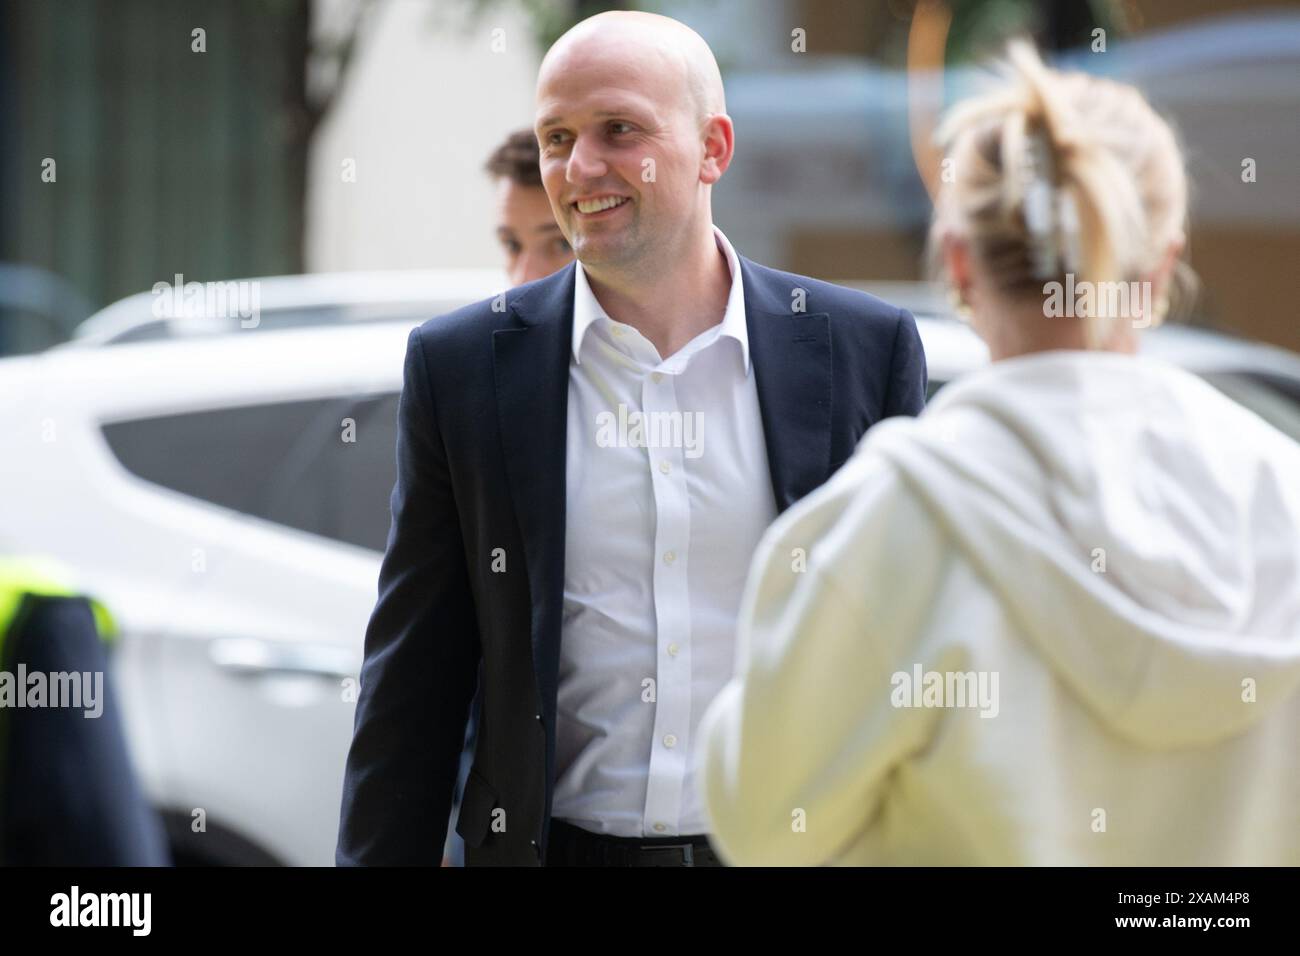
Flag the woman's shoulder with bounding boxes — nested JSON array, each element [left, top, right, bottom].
[[756, 419, 948, 590]]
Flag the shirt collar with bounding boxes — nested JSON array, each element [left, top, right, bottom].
[[571, 225, 750, 375]]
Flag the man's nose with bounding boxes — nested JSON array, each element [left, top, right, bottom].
[[565, 134, 608, 184]]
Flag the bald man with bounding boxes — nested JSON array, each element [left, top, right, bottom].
[[337, 11, 927, 867]]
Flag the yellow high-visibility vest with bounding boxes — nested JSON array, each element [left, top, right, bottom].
[[0, 557, 117, 660]]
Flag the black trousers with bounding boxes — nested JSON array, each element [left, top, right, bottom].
[[545, 819, 725, 867]]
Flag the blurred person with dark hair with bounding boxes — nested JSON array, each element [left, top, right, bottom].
[[0, 558, 169, 866], [696, 42, 1300, 866], [486, 129, 574, 287], [337, 11, 926, 866]]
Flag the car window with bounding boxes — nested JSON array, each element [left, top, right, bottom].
[[102, 394, 399, 552]]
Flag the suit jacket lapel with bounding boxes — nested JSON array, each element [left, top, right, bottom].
[[492, 265, 575, 714], [741, 257, 833, 512]]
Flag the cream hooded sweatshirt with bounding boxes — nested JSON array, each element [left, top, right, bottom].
[[696, 349, 1300, 865]]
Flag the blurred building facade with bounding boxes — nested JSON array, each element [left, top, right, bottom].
[[2, 0, 1297, 352], [305, 0, 541, 272], [1, 0, 307, 348]]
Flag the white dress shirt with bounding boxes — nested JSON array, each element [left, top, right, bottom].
[[552, 227, 778, 837]]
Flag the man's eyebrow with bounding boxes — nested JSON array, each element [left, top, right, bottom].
[[536, 107, 650, 128], [534, 222, 563, 233]]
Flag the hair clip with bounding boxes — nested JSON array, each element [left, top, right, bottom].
[[1019, 126, 1078, 280]]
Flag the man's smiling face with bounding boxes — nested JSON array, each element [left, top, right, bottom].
[[534, 37, 704, 273]]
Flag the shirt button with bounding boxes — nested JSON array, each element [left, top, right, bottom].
[[653, 823, 667, 833], [652, 372, 663, 383], [663, 734, 677, 748], [663, 550, 676, 565], [659, 460, 671, 475], [667, 642, 680, 657]]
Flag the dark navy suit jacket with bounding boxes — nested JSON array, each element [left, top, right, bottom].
[[336, 256, 927, 866]]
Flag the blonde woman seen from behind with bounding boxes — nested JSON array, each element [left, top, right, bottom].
[[695, 42, 1300, 866]]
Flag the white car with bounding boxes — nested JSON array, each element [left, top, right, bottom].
[[4, 270, 1299, 865]]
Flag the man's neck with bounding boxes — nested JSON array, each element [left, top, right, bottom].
[[583, 227, 733, 360]]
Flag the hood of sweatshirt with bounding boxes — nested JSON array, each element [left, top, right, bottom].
[[867, 349, 1300, 749]]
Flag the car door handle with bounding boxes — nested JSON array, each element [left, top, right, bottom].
[[208, 637, 357, 680]]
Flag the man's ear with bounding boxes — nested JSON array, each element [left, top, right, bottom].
[[699, 113, 735, 185]]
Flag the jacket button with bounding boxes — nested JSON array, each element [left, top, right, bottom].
[[535, 713, 543, 723]]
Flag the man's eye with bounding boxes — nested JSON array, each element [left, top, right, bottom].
[[608, 122, 633, 135], [502, 240, 522, 255], [546, 131, 570, 147], [554, 237, 572, 255]]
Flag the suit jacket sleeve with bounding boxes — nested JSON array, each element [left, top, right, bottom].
[[336, 325, 481, 865], [883, 307, 928, 419]]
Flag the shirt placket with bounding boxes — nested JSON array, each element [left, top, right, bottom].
[[640, 360, 693, 837]]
